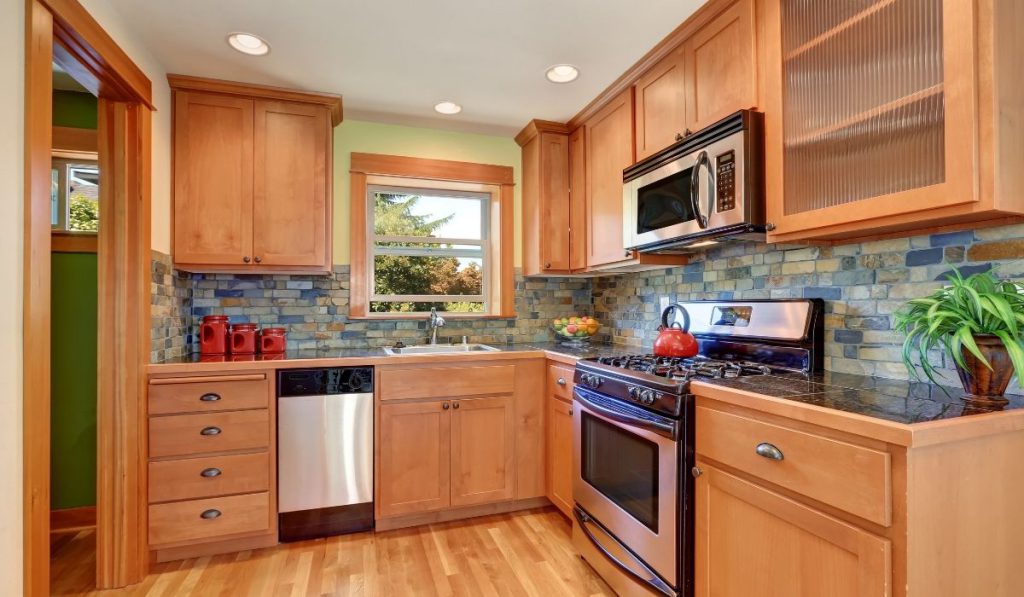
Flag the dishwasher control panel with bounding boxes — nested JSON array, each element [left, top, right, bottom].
[[277, 367, 374, 396]]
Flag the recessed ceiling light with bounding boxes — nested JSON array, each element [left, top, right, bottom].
[[434, 101, 462, 115], [227, 32, 270, 56], [545, 64, 579, 84]]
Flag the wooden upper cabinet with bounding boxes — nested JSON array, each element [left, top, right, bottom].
[[517, 121, 573, 276], [634, 45, 688, 161], [584, 88, 635, 268], [172, 91, 254, 266], [568, 127, 587, 272], [764, 0, 1024, 242], [169, 75, 341, 272], [253, 100, 331, 268], [695, 464, 892, 597], [449, 396, 516, 508], [683, 0, 757, 133]]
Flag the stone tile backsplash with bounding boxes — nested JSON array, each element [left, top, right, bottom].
[[151, 222, 1024, 385], [592, 222, 1024, 384]]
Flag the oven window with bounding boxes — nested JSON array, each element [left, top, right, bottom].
[[636, 167, 696, 234], [581, 413, 659, 532]]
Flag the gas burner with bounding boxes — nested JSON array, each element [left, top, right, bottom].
[[596, 354, 780, 381]]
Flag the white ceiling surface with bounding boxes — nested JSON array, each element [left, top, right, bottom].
[[104, 0, 707, 135]]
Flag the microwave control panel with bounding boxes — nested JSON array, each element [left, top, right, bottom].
[[716, 150, 737, 212]]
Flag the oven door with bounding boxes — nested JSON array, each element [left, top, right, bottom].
[[573, 387, 679, 590]]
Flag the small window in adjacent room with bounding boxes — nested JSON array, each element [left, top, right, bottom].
[[51, 158, 99, 232], [368, 185, 490, 314], [349, 153, 515, 319]]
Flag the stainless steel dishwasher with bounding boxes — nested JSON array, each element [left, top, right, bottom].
[[277, 367, 374, 542]]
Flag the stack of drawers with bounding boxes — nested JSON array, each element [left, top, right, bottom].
[[147, 372, 277, 557]]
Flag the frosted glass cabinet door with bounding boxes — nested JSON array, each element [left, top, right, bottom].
[[764, 0, 980, 241]]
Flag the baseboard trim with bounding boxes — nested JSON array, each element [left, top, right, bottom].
[[50, 506, 97, 532], [151, 531, 278, 564], [375, 497, 552, 532]]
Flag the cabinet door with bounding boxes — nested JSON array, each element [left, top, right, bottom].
[[635, 46, 687, 160], [765, 0, 979, 241], [695, 463, 891, 597], [450, 396, 516, 508], [378, 400, 451, 518], [683, 0, 757, 132], [568, 127, 587, 272], [173, 91, 254, 266], [584, 89, 635, 268], [252, 100, 330, 268], [540, 133, 572, 272], [546, 397, 573, 518]]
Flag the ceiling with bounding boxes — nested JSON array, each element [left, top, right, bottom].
[[52, 62, 91, 93], [103, 0, 707, 135]]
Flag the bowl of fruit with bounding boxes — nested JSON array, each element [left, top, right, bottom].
[[551, 315, 601, 346]]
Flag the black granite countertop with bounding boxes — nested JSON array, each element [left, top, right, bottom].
[[694, 370, 1024, 425]]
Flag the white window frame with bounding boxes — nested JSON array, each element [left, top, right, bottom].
[[366, 182, 494, 311], [51, 156, 99, 233]]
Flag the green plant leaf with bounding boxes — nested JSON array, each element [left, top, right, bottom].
[[993, 331, 1024, 388], [958, 327, 991, 370]]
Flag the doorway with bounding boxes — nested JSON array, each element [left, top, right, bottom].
[[24, 0, 153, 594]]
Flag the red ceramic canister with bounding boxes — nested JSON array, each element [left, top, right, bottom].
[[259, 327, 287, 354], [199, 315, 230, 355], [230, 323, 259, 355]]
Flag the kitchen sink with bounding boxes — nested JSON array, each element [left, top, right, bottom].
[[382, 343, 500, 356]]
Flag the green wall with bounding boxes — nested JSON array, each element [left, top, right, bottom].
[[53, 90, 98, 129], [50, 253, 97, 509], [51, 88, 98, 509]]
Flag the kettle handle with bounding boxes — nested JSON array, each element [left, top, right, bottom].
[[661, 303, 691, 333]]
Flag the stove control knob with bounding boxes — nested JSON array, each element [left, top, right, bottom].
[[640, 389, 656, 405], [628, 386, 640, 401], [582, 374, 602, 389]]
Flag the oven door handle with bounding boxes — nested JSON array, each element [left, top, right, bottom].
[[574, 388, 679, 440], [574, 507, 676, 597], [689, 150, 713, 229]]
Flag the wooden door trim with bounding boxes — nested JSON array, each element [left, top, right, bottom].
[[24, 0, 153, 593]]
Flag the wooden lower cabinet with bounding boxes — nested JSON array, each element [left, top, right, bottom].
[[694, 463, 891, 597], [450, 396, 516, 507], [377, 400, 452, 518], [546, 397, 574, 518]]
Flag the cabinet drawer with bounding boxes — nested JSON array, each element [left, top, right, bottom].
[[149, 452, 270, 503], [149, 492, 270, 546], [547, 363, 574, 402], [149, 375, 269, 415], [696, 406, 891, 526], [379, 364, 515, 401], [150, 410, 270, 458]]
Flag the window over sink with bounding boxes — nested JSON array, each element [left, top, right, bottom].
[[349, 153, 515, 319]]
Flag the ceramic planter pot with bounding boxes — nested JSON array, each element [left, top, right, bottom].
[[957, 334, 1014, 402]]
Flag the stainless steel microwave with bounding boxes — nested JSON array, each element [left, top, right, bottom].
[[623, 110, 765, 253]]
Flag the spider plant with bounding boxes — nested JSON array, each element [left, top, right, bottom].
[[894, 268, 1024, 392]]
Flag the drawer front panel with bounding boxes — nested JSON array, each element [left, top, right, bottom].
[[149, 376, 269, 415], [150, 410, 270, 458], [379, 364, 515, 401], [696, 406, 891, 526], [547, 363, 575, 402], [149, 492, 270, 546], [149, 452, 270, 503]]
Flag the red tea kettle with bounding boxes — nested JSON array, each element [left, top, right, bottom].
[[653, 303, 699, 358]]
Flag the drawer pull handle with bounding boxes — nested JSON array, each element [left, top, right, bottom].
[[557, 377, 567, 386], [200, 426, 222, 436], [200, 393, 222, 402], [200, 509, 222, 520], [200, 468, 222, 478], [755, 442, 784, 461]]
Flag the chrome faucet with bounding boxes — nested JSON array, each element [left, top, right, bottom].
[[428, 307, 446, 345]]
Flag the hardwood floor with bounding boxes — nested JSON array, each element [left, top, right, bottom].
[[51, 507, 614, 596]]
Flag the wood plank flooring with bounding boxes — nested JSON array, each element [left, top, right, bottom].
[[51, 507, 614, 596]]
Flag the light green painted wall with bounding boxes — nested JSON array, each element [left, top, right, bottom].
[[52, 90, 98, 129], [333, 120, 522, 266]]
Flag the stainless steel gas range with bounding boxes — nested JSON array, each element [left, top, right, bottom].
[[571, 299, 824, 597]]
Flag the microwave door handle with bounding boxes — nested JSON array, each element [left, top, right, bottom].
[[689, 150, 713, 229]]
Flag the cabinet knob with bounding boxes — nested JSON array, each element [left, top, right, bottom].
[[568, 407, 573, 415], [766, 222, 777, 232], [200, 426, 222, 436], [200, 467, 222, 478], [755, 442, 784, 461], [691, 466, 703, 478], [243, 256, 251, 263], [254, 256, 262, 264], [624, 249, 632, 258], [544, 262, 552, 269], [557, 377, 567, 386], [199, 393, 221, 402], [675, 132, 684, 142], [453, 401, 460, 410], [442, 402, 450, 410], [200, 509, 222, 520], [684, 128, 693, 137]]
